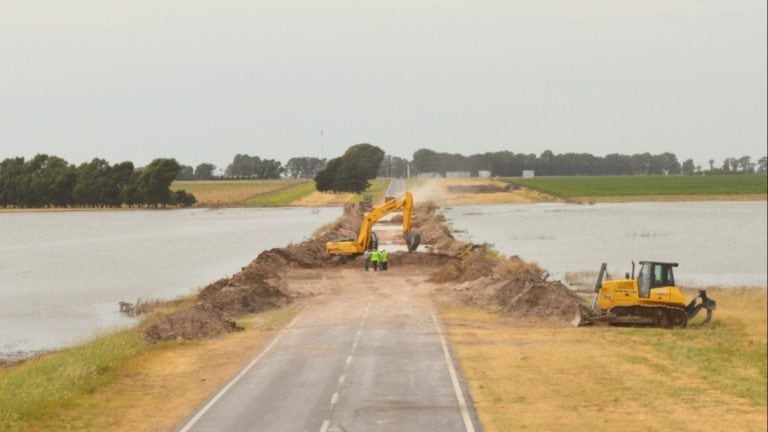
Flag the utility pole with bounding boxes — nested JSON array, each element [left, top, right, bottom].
[[320, 130, 324, 158]]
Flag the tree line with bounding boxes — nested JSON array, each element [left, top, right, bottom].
[[176, 149, 767, 182], [175, 155, 329, 180], [411, 149, 768, 177], [0, 155, 196, 208]]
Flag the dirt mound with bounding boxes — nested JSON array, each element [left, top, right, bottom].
[[411, 201, 469, 255], [493, 271, 582, 320], [433, 254, 582, 322], [142, 203, 366, 342], [428, 253, 497, 283], [144, 304, 241, 343]]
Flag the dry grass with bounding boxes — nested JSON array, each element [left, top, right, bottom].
[[291, 179, 391, 206], [441, 287, 767, 432], [4, 307, 299, 432], [172, 180, 307, 206]]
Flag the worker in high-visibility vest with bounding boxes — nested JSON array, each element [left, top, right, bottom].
[[370, 249, 381, 271], [380, 249, 389, 271]]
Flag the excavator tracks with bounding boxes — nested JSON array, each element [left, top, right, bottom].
[[607, 305, 688, 329]]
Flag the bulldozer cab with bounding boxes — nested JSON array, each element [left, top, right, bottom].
[[637, 261, 677, 298]]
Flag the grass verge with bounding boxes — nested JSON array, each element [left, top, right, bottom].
[[503, 175, 768, 201], [0, 306, 300, 432], [441, 287, 767, 432]]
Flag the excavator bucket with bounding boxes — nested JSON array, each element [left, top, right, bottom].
[[404, 231, 421, 252]]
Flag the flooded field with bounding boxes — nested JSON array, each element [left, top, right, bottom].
[[0, 207, 340, 359], [443, 201, 767, 288]]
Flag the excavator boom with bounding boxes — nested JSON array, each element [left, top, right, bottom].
[[326, 192, 420, 255]]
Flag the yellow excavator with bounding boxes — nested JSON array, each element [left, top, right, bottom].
[[326, 192, 420, 255], [575, 261, 716, 328]]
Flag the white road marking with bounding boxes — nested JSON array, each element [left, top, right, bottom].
[[338, 374, 346, 384], [356, 329, 362, 338], [319, 419, 330, 432], [330, 392, 339, 405], [345, 355, 353, 365], [177, 313, 302, 432], [431, 311, 476, 432]]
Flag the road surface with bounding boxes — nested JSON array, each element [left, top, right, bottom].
[[177, 266, 481, 432]]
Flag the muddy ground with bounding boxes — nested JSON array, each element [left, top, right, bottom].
[[141, 200, 582, 343]]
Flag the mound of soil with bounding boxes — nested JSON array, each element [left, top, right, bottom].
[[493, 271, 582, 320], [411, 201, 469, 255], [428, 253, 497, 283], [144, 304, 241, 343], [433, 254, 582, 322], [142, 203, 366, 343]]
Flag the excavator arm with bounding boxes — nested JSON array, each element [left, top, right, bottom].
[[326, 192, 420, 255]]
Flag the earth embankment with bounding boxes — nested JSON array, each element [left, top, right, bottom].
[[142, 199, 582, 344]]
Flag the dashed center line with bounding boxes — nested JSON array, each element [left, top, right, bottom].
[[319, 304, 370, 432]]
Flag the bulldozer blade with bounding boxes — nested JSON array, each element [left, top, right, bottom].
[[572, 305, 595, 327], [404, 231, 421, 252]]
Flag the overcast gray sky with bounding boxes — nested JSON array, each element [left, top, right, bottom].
[[1, 0, 766, 171]]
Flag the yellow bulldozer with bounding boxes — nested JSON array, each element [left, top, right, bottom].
[[326, 192, 420, 255], [575, 261, 716, 328]]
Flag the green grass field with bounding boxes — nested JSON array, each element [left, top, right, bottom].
[[0, 329, 146, 431], [503, 175, 767, 199]]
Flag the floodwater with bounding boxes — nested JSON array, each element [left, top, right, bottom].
[[0, 207, 340, 359], [442, 201, 767, 288]]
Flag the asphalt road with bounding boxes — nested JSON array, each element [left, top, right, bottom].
[[177, 268, 481, 432]]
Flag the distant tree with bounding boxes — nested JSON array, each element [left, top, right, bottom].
[[176, 165, 194, 181], [758, 157, 767, 174], [225, 154, 283, 179], [681, 159, 696, 175], [0, 157, 27, 207], [314, 144, 385, 193], [708, 159, 715, 171], [22, 154, 77, 207], [255, 158, 284, 179], [194, 163, 216, 180], [285, 157, 326, 178], [72, 158, 114, 206], [737, 156, 754, 173], [136, 158, 181, 206], [170, 190, 197, 207], [314, 158, 341, 192], [226, 154, 258, 177]]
